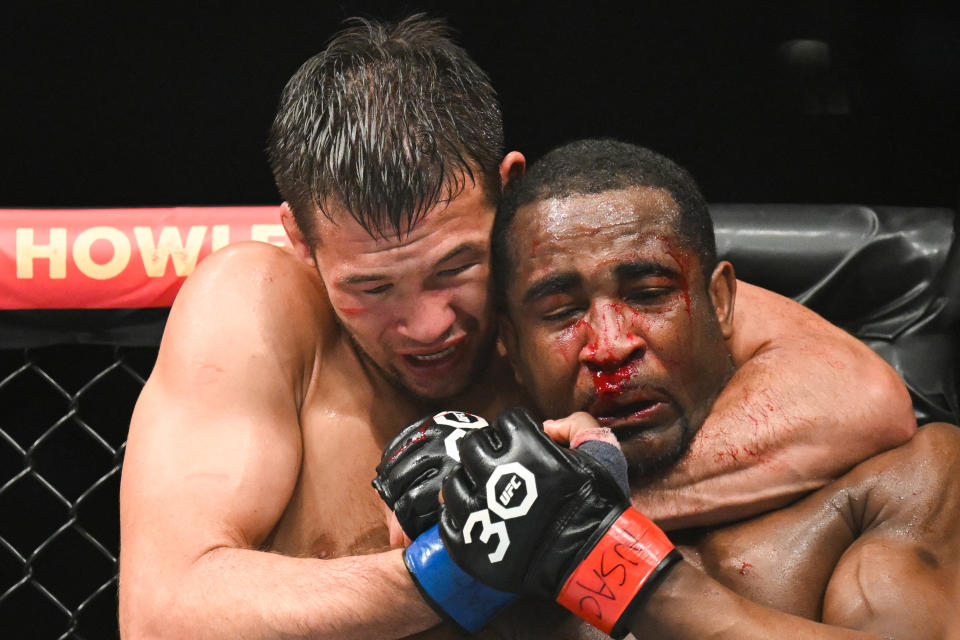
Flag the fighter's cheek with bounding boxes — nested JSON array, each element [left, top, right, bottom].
[[553, 322, 591, 364]]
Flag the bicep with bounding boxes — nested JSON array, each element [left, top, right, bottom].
[[123, 370, 301, 556], [823, 536, 954, 638], [120, 256, 308, 580]]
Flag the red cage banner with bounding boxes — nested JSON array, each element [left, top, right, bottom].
[[0, 207, 288, 309]]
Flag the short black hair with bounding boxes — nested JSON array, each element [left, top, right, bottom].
[[492, 138, 716, 312], [268, 14, 503, 245]]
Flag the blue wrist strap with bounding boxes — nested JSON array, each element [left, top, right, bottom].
[[404, 524, 516, 633]]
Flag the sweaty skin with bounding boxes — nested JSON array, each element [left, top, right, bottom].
[[488, 185, 947, 639], [502, 188, 915, 530], [516, 420, 960, 640], [119, 179, 915, 639], [120, 175, 530, 640]]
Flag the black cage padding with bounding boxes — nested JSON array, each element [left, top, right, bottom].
[[713, 205, 959, 424]]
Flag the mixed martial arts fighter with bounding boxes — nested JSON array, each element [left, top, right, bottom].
[[401, 139, 957, 639], [118, 17, 915, 640]]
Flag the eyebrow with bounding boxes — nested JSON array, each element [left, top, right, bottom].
[[339, 243, 485, 286], [614, 261, 680, 280], [341, 273, 388, 285], [522, 272, 582, 305]]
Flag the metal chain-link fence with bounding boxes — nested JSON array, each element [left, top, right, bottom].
[[0, 344, 158, 639]]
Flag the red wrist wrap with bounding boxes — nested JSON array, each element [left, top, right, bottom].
[[555, 508, 675, 635]]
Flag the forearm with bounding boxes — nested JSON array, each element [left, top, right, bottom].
[[630, 562, 880, 639], [633, 338, 916, 529], [121, 547, 440, 640]]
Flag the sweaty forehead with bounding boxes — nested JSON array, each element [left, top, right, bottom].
[[510, 186, 682, 267]]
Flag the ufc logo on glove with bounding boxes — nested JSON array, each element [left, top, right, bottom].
[[463, 462, 538, 562]]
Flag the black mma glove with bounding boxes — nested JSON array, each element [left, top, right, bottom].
[[373, 410, 489, 539], [373, 410, 515, 633], [440, 407, 680, 639]]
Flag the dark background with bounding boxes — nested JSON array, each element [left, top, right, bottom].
[[2, 1, 959, 211]]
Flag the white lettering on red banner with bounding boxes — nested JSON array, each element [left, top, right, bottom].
[[1, 207, 288, 309]]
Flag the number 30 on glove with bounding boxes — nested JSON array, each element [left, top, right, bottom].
[[440, 407, 680, 639]]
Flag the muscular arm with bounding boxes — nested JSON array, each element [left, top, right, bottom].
[[119, 244, 439, 640], [631, 281, 916, 529], [630, 423, 960, 640]]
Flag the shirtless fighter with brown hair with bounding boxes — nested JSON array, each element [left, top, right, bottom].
[[426, 139, 959, 638], [119, 16, 915, 640]]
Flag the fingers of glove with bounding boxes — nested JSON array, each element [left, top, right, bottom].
[[453, 408, 545, 472], [394, 472, 445, 539], [375, 452, 441, 507], [380, 415, 430, 453], [456, 425, 505, 475], [371, 475, 392, 505], [396, 507, 440, 541], [494, 407, 566, 468], [379, 410, 487, 473], [379, 422, 445, 472], [440, 465, 484, 532]]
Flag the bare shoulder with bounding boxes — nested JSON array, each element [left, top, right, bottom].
[[174, 241, 331, 328], [728, 280, 851, 358], [727, 280, 915, 443], [165, 241, 336, 364]]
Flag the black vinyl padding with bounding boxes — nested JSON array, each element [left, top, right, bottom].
[[713, 205, 959, 424]]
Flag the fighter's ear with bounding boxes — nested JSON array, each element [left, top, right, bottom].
[[281, 203, 316, 267], [708, 261, 737, 339], [498, 314, 525, 386], [499, 151, 526, 190]]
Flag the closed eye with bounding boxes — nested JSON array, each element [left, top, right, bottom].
[[362, 283, 393, 295], [543, 306, 586, 322], [437, 263, 476, 278], [626, 288, 671, 303]]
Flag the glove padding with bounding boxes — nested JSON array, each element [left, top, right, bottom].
[[440, 407, 679, 639], [373, 410, 489, 540]]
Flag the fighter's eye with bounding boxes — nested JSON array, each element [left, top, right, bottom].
[[437, 263, 476, 278], [362, 283, 392, 295], [542, 306, 584, 322], [626, 287, 670, 303]]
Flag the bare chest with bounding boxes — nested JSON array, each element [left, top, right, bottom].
[[264, 355, 427, 559], [266, 415, 393, 558]]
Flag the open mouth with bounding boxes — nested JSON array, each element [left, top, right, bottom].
[[594, 400, 661, 427], [406, 344, 457, 362], [591, 395, 674, 438], [401, 341, 464, 370]]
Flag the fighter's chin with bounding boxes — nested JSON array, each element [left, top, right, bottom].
[[391, 345, 485, 401], [607, 413, 692, 480], [396, 372, 472, 402]]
